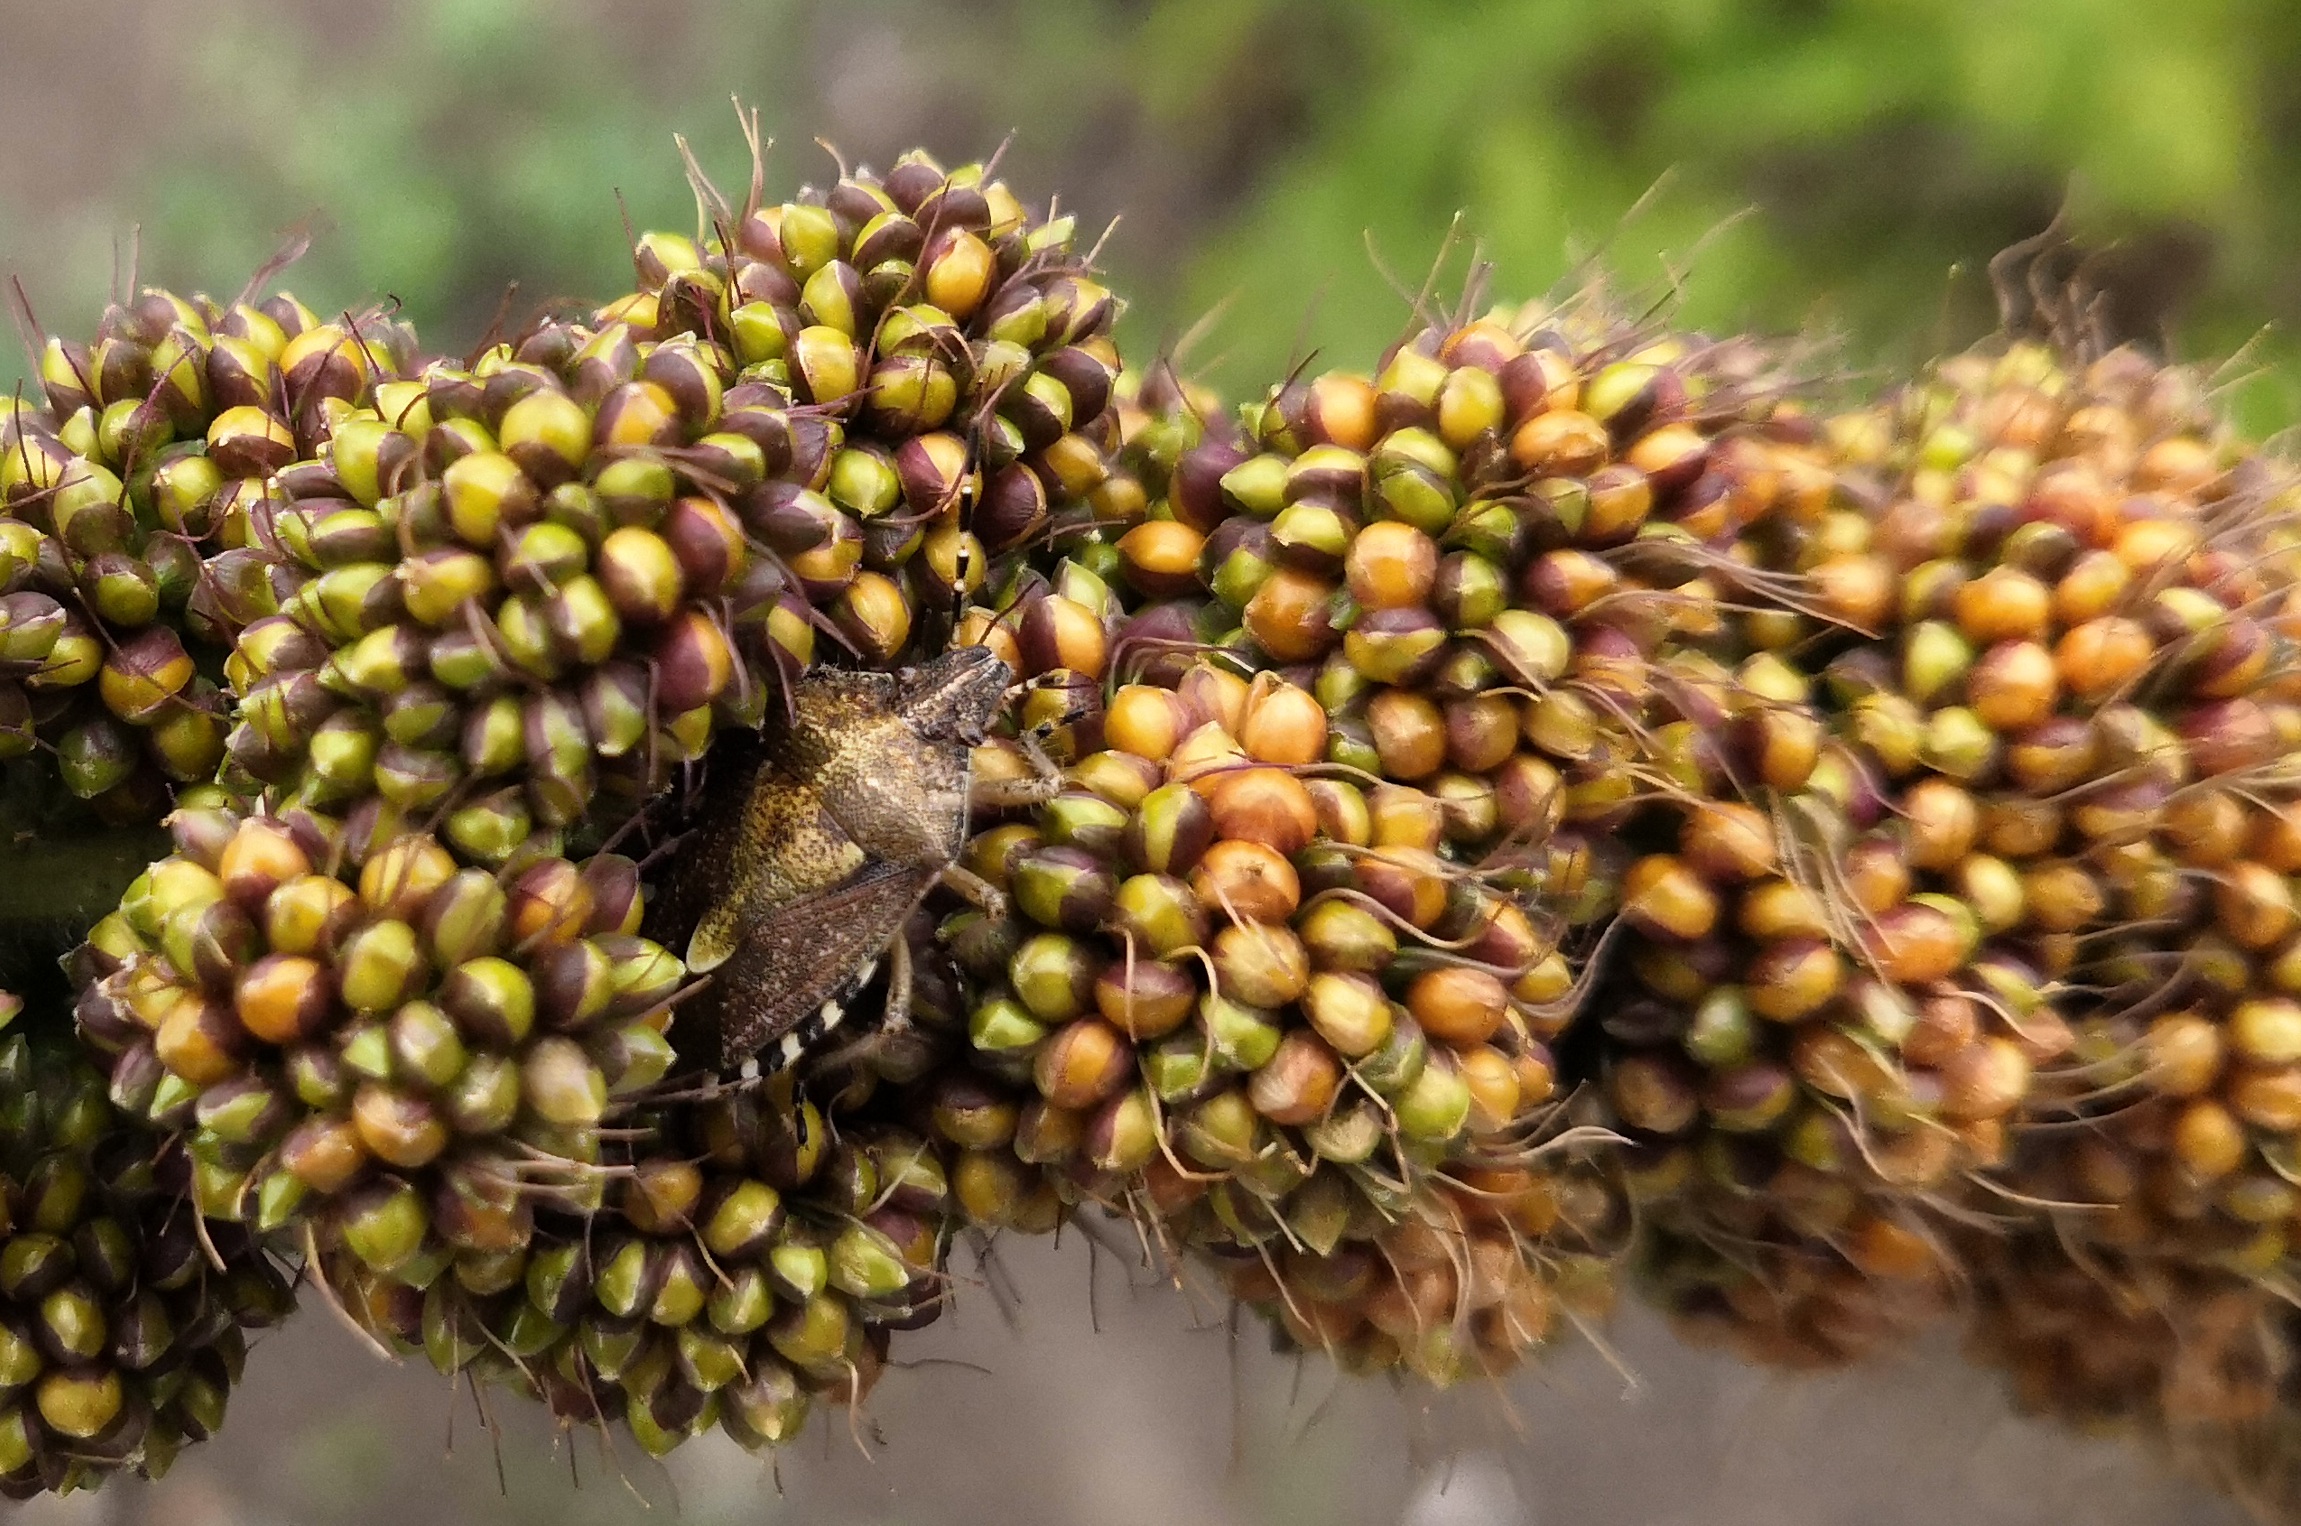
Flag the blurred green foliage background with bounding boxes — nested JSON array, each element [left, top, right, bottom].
[[1, 0, 2296, 423]]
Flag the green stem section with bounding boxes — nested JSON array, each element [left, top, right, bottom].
[[0, 829, 167, 935]]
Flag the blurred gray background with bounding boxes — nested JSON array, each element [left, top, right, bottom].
[[7, 1233, 2249, 1526], [2, 0, 2294, 1518]]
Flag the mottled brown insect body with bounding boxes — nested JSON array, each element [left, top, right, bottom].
[[661, 644, 1034, 1073]]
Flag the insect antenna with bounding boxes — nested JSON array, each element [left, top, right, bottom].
[[905, 445, 986, 665], [940, 535, 977, 657]]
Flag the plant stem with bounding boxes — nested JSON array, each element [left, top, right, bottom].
[[0, 829, 166, 934]]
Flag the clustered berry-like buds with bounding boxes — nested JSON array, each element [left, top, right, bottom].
[[212, 146, 1123, 853], [330, 1084, 950, 1457], [0, 1014, 292, 1497], [0, 295, 415, 827], [74, 804, 682, 1286], [11, 127, 2301, 1510]]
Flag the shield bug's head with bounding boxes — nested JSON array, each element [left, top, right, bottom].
[[894, 643, 1013, 746]]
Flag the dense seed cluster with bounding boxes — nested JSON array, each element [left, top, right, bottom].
[[329, 1079, 948, 1457], [1, 291, 413, 823], [1636, 1167, 1952, 1370], [1789, 343, 2301, 1279], [0, 1016, 292, 1497], [613, 143, 1125, 658], [867, 305, 1869, 1382], [1962, 1228, 2283, 1434], [902, 647, 1581, 1230], [219, 147, 1120, 853], [1203, 1160, 1622, 1384], [71, 804, 684, 1279], [19, 131, 2301, 1499], [1554, 333, 2301, 1367]]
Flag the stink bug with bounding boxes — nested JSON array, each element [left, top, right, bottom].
[[654, 642, 1060, 1074]]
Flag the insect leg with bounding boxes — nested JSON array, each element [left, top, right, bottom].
[[970, 710, 1066, 811], [969, 770, 1064, 810], [803, 935, 916, 1076], [934, 862, 1009, 921]]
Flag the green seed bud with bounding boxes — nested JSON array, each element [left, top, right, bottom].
[[597, 527, 684, 623], [702, 1180, 784, 1261], [1685, 986, 1758, 1068], [603, 1022, 676, 1095], [829, 1222, 913, 1300], [443, 451, 538, 548], [338, 920, 427, 1013], [441, 1052, 521, 1136], [1354, 1010, 1429, 1097], [650, 1244, 709, 1327], [522, 1036, 606, 1126], [765, 1291, 853, 1376], [439, 957, 535, 1049], [1394, 1051, 1471, 1141], [496, 1300, 566, 1358], [707, 1264, 776, 1337], [769, 1239, 828, 1303], [1123, 785, 1216, 877], [57, 717, 137, 799], [1110, 872, 1210, 957], [1200, 992, 1283, 1071], [1921, 705, 1997, 780], [1179, 1089, 1260, 1169], [722, 1360, 811, 1449], [966, 993, 1048, 1056], [593, 1239, 650, 1320], [1304, 1101, 1384, 1163], [389, 1000, 469, 1089], [1141, 1030, 1214, 1102], [460, 694, 525, 774], [501, 520, 590, 594], [500, 389, 591, 486], [1904, 620, 1973, 706], [339, 1180, 428, 1274], [399, 549, 498, 627], [1085, 1089, 1158, 1174], [35, 1368, 122, 1441], [580, 1314, 644, 1379], [1009, 933, 1100, 1023]]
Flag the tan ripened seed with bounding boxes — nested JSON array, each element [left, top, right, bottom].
[[1406, 967, 1509, 1048], [1302, 971, 1394, 1057], [1621, 856, 1718, 941], [1105, 685, 1192, 762], [2056, 616, 2154, 699], [1191, 840, 1301, 924], [1952, 566, 2052, 644], [1735, 879, 1831, 943], [1210, 923, 1311, 1008], [1902, 778, 1979, 870], [1207, 768, 1318, 856], [2230, 998, 2301, 1066], [218, 818, 312, 908], [1344, 521, 1440, 610], [2171, 1099, 2247, 1180], [1680, 802, 1778, 883], [2228, 1066, 2301, 1133], [2214, 862, 2295, 949], [1248, 1031, 1344, 1125], [1236, 677, 1328, 765], [2143, 1011, 2225, 1096]]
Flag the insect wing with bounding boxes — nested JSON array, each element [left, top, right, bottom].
[[685, 782, 869, 972], [684, 860, 938, 1070], [642, 724, 767, 956]]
